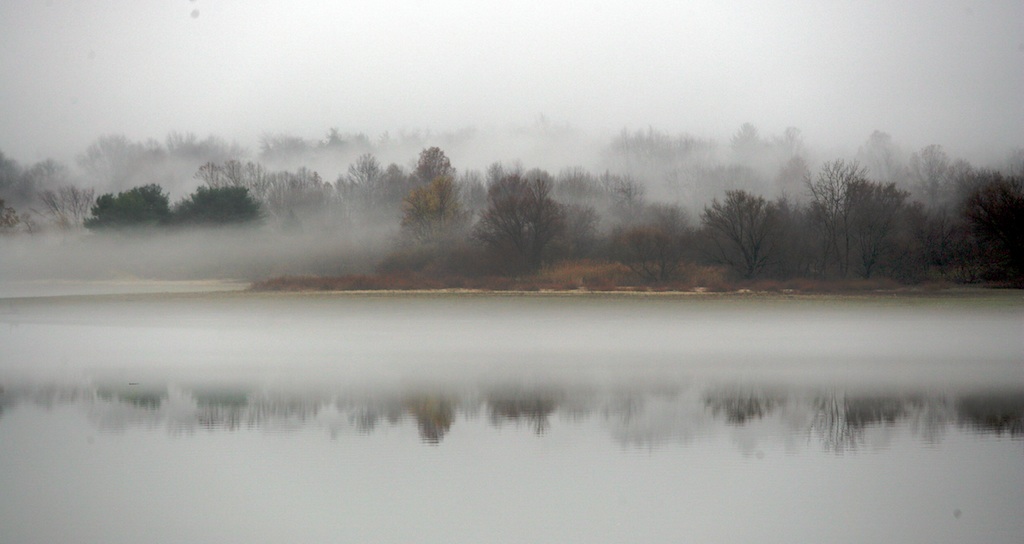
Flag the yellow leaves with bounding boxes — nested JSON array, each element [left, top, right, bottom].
[[400, 176, 467, 244]]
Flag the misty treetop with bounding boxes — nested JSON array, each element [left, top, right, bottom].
[[1, 127, 1022, 286]]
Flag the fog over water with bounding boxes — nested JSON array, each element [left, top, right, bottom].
[[2, 291, 1021, 388], [1, 292, 1022, 543], [1, 1, 1021, 163]]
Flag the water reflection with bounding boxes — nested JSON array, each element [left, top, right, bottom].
[[487, 386, 561, 435], [405, 395, 455, 444], [957, 393, 1024, 435], [2, 379, 1021, 450]]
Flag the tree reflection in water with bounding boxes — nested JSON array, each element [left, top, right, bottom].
[[96, 385, 166, 410], [957, 393, 1024, 435], [486, 387, 561, 435], [0, 380, 1021, 450], [404, 396, 455, 444], [704, 387, 784, 424]]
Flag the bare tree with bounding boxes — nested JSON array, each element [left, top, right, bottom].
[[258, 134, 312, 164], [700, 190, 779, 279], [37, 185, 95, 230], [475, 173, 566, 273], [0, 157, 70, 208], [555, 166, 603, 207], [165, 132, 243, 162], [856, 130, 905, 184], [1006, 148, 1024, 178], [24, 159, 69, 190], [337, 153, 386, 212], [265, 167, 333, 224], [613, 204, 692, 282], [346, 153, 382, 187], [806, 160, 916, 279], [557, 203, 600, 259], [847, 180, 910, 278], [0, 150, 20, 196], [242, 162, 272, 203], [909, 144, 951, 208], [456, 170, 487, 214], [918, 206, 977, 282], [220, 159, 247, 188], [601, 172, 646, 225], [964, 173, 1024, 279], [770, 197, 818, 279], [77, 134, 158, 191], [806, 160, 866, 277], [194, 162, 226, 188], [770, 126, 805, 162], [195, 160, 272, 203], [485, 161, 511, 187], [774, 156, 810, 200], [730, 122, 762, 160], [342, 162, 418, 223]]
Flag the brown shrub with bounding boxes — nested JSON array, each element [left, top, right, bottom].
[[535, 260, 634, 290], [686, 265, 730, 292]]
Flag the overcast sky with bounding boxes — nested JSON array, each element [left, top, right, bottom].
[[1, 0, 1021, 162]]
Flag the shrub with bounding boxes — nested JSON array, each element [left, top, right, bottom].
[[535, 260, 633, 290], [85, 184, 170, 229], [173, 186, 262, 225]]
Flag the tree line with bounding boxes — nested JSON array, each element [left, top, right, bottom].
[[374, 150, 1022, 285], [2, 130, 1022, 286]]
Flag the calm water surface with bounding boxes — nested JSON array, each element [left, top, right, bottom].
[[1, 290, 1022, 543]]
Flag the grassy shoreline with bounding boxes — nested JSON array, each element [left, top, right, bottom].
[[3, 276, 1019, 306]]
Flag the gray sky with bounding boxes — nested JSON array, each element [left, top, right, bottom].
[[1, 0, 1021, 162]]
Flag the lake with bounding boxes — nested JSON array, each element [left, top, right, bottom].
[[1, 288, 1022, 543]]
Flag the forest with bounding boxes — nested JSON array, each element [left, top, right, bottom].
[[1, 125, 1022, 289]]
